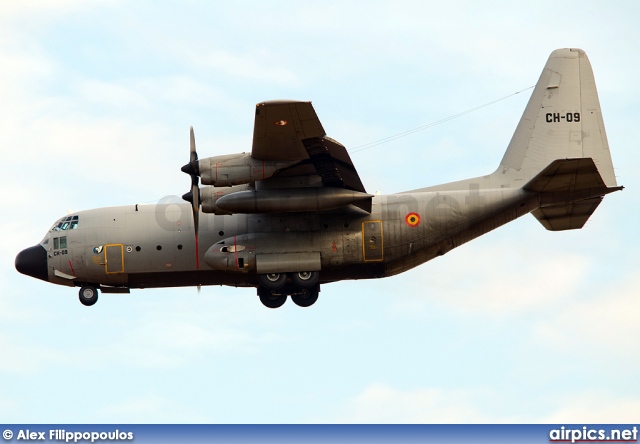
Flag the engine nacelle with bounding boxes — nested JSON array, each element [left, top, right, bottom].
[[199, 153, 297, 186], [199, 184, 252, 215]]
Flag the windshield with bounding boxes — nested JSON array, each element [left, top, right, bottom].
[[50, 215, 79, 231]]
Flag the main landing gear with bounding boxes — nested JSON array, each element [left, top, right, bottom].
[[257, 272, 320, 309]]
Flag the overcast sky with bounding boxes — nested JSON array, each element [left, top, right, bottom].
[[1, 1, 639, 423]]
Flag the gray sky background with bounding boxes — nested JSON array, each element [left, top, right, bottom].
[[1, 1, 639, 423]]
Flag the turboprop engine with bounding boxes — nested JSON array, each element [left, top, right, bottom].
[[198, 153, 297, 186]]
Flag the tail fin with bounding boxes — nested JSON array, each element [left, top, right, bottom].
[[499, 48, 618, 188]]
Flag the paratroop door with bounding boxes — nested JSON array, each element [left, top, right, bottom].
[[104, 244, 124, 274], [362, 220, 383, 262]]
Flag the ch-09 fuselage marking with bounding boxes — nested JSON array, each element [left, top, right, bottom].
[[545, 112, 581, 123], [15, 49, 622, 308]]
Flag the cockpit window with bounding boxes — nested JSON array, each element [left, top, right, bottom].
[[51, 215, 79, 231]]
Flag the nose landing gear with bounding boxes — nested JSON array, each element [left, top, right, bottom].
[[79, 285, 99, 306]]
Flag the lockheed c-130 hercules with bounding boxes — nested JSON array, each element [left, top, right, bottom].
[[15, 48, 622, 308]]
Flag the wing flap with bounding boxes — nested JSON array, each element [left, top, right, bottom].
[[301, 137, 367, 193]]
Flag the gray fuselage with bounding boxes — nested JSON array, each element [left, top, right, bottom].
[[40, 186, 535, 291]]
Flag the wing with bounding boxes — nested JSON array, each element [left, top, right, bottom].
[[252, 100, 368, 195]]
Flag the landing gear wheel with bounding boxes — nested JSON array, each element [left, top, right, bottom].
[[291, 271, 319, 288], [79, 285, 99, 306], [258, 287, 287, 309], [291, 286, 319, 308], [258, 273, 287, 290]]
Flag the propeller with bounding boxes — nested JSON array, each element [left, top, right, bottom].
[[181, 126, 200, 269]]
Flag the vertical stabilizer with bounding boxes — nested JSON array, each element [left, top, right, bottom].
[[498, 48, 617, 188]]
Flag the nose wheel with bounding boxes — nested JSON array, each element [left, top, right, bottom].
[[79, 285, 99, 306]]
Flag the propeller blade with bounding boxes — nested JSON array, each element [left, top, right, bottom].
[[181, 126, 200, 177], [191, 182, 199, 236], [190, 126, 197, 162], [182, 126, 201, 269]]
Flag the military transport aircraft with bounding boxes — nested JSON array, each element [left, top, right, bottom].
[[15, 48, 622, 308]]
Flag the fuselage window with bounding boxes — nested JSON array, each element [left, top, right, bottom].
[[60, 236, 67, 249], [54, 237, 59, 249]]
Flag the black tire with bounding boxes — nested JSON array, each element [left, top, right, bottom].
[[258, 273, 287, 290], [291, 271, 319, 289], [79, 285, 99, 306], [258, 287, 287, 309], [291, 286, 319, 308]]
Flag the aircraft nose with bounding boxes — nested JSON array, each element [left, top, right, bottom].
[[15, 245, 49, 282]]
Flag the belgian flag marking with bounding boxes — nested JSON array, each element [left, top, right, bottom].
[[405, 212, 420, 227]]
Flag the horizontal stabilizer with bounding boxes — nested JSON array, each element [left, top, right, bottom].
[[531, 197, 602, 231], [524, 158, 603, 193], [524, 158, 622, 204], [525, 158, 622, 231]]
